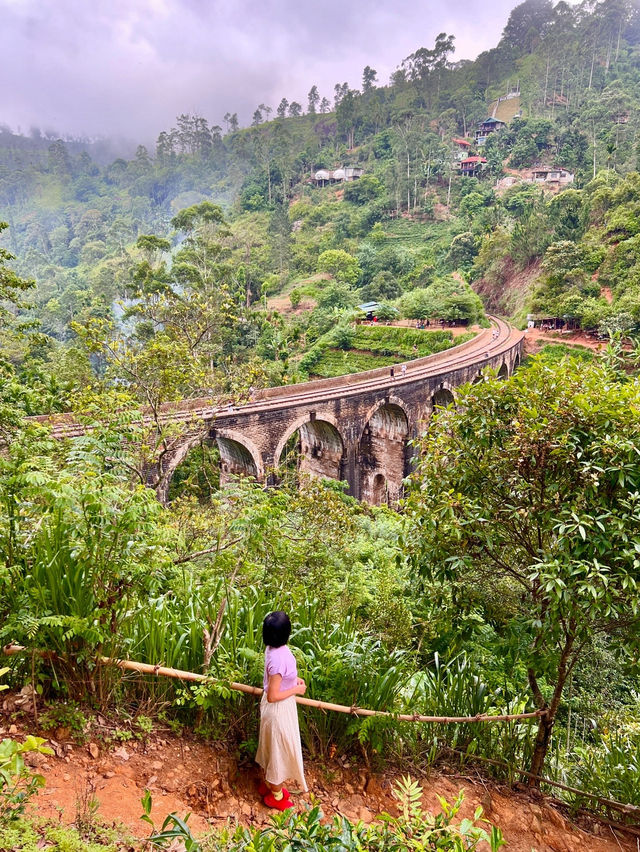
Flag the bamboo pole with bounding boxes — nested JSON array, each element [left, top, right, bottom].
[[449, 748, 640, 818], [102, 656, 548, 723], [3, 645, 545, 724]]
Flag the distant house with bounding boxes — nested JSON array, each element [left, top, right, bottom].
[[311, 166, 364, 186], [452, 138, 472, 160], [496, 167, 574, 193], [526, 313, 577, 330], [475, 117, 506, 145], [357, 301, 398, 321], [459, 156, 487, 177], [531, 167, 574, 186]]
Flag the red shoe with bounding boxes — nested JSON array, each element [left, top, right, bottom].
[[259, 781, 289, 798], [263, 791, 294, 811]]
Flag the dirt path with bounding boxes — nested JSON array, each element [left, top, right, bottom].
[[523, 327, 605, 355], [4, 714, 633, 851]]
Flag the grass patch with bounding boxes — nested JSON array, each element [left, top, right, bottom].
[[0, 818, 127, 851], [311, 348, 398, 376], [307, 326, 475, 378], [352, 325, 474, 357], [382, 218, 456, 247], [529, 343, 595, 364]]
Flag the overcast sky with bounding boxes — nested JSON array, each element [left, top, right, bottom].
[[2, 0, 519, 143]]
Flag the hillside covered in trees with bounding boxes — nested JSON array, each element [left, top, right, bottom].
[[2, 0, 640, 394]]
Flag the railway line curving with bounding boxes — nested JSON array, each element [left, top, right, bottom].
[[34, 316, 524, 504]]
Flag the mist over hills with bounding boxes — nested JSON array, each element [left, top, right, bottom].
[[2, 0, 522, 140], [2, 0, 640, 352]]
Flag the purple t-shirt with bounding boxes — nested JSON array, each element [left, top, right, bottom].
[[263, 644, 298, 692]]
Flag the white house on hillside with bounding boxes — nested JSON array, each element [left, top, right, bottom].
[[311, 167, 364, 186]]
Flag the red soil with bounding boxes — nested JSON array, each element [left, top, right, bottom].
[[1, 710, 635, 851], [523, 327, 606, 355]]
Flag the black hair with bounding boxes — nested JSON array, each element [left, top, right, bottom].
[[262, 611, 291, 648]]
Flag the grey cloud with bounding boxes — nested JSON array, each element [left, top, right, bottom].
[[1, 0, 517, 142]]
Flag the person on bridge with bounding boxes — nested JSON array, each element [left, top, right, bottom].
[[256, 611, 308, 810], [401, 363, 407, 378]]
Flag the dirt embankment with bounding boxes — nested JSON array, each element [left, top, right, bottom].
[[524, 327, 606, 355], [1, 710, 635, 851], [473, 261, 541, 317]]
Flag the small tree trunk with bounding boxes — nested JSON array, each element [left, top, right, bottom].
[[543, 55, 550, 112], [406, 148, 411, 212], [529, 713, 555, 780], [528, 631, 575, 785], [588, 44, 596, 89]]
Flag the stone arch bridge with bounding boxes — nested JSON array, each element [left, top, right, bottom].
[[42, 317, 523, 505]]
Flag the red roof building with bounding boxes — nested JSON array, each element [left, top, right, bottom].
[[459, 156, 487, 177], [452, 137, 472, 161]]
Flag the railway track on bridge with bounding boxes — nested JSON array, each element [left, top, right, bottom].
[[37, 315, 523, 440]]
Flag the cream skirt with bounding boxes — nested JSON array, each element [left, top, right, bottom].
[[255, 694, 308, 791]]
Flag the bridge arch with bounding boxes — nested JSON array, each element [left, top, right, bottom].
[[214, 429, 264, 483], [274, 413, 346, 484], [358, 401, 410, 506], [513, 353, 521, 371], [431, 381, 456, 411], [360, 394, 412, 434], [498, 363, 509, 379], [160, 427, 263, 503]]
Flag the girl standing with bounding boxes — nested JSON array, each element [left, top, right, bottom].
[[256, 611, 308, 810]]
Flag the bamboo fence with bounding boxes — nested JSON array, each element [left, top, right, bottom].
[[3, 644, 545, 724]]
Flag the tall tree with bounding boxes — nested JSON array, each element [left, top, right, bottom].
[[406, 358, 640, 782], [336, 89, 359, 148], [500, 0, 554, 52], [47, 140, 72, 179], [334, 82, 349, 107], [362, 65, 378, 92], [276, 98, 289, 118], [307, 85, 320, 114], [74, 203, 250, 501], [269, 202, 291, 274]]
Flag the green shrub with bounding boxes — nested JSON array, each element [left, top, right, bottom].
[[141, 784, 503, 852], [0, 736, 53, 826], [289, 288, 302, 307], [317, 249, 361, 286], [327, 324, 356, 350], [570, 714, 640, 809], [38, 703, 87, 743], [213, 782, 504, 851]]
